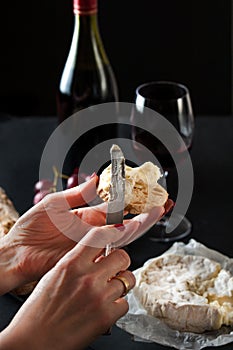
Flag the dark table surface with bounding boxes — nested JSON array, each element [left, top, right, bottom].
[[0, 114, 233, 349]]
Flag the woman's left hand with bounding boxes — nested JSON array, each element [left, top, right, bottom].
[[1, 174, 106, 287]]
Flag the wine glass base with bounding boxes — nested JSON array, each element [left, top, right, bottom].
[[148, 214, 192, 243]]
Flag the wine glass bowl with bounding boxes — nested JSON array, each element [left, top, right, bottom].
[[135, 81, 194, 150], [131, 81, 195, 242]]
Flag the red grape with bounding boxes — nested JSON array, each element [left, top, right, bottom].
[[33, 190, 51, 205], [72, 167, 79, 174], [66, 171, 91, 188], [34, 179, 53, 193], [79, 173, 89, 183], [66, 174, 79, 189]]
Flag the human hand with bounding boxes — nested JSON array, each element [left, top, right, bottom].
[[0, 202, 172, 350], [1, 174, 106, 289], [0, 227, 137, 350]]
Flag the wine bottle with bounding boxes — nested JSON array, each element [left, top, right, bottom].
[[57, 0, 118, 122], [56, 0, 119, 176]]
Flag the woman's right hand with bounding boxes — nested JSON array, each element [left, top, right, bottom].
[[0, 189, 173, 349], [0, 225, 137, 350]]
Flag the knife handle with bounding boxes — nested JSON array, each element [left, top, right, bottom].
[[104, 243, 113, 256], [103, 243, 114, 335]]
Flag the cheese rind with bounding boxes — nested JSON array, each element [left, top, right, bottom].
[[0, 187, 19, 238], [0, 187, 37, 295], [134, 254, 233, 333]]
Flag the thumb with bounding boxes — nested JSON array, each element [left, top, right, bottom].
[[47, 173, 98, 210]]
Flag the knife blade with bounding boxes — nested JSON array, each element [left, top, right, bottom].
[[104, 145, 126, 335], [106, 144, 125, 225], [105, 144, 125, 255]]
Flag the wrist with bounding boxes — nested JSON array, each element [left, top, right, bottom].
[[0, 328, 15, 350], [0, 292, 53, 350], [0, 325, 38, 350], [0, 235, 23, 295]]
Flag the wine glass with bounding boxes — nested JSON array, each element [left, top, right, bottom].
[[131, 81, 194, 242]]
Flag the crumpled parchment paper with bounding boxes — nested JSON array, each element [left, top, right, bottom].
[[116, 239, 233, 349]]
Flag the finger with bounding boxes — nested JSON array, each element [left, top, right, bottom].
[[78, 219, 140, 252], [116, 206, 165, 247], [98, 249, 131, 278], [61, 220, 139, 265], [72, 203, 128, 225], [107, 270, 136, 300], [72, 202, 107, 226], [61, 203, 107, 242], [78, 206, 164, 251], [164, 199, 174, 215], [55, 238, 131, 273], [102, 297, 129, 334], [112, 298, 129, 321], [53, 203, 165, 249], [113, 297, 129, 313], [132, 205, 165, 232], [57, 174, 98, 209], [55, 204, 164, 271]]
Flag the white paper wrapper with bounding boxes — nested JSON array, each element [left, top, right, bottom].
[[116, 239, 233, 349]]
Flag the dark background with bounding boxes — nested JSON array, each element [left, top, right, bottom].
[[0, 0, 232, 117]]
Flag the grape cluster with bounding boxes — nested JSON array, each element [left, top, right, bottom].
[[33, 166, 89, 205], [33, 179, 55, 204]]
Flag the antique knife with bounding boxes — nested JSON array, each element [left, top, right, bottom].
[[105, 144, 126, 255], [104, 145, 126, 336]]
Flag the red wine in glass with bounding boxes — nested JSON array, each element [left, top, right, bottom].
[[131, 81, 194, 242]]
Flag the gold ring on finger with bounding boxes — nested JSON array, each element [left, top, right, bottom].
[[112, 275, 131, 297]]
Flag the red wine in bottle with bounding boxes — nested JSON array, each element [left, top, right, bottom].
[[56, 0, 119, 174]]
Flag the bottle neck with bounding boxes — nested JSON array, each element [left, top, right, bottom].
[[73, 11, 99, 41], [73, 0, 99, 35], [71, 3, 109, 65], [73, 0, 97, 15]]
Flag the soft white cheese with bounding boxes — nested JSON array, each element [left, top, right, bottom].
[[134, 254, 233, 333], [97, 161, 168, 214]]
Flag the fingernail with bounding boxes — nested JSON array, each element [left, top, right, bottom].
[[90, 172, 96, 178], [114, 223, 125, 231]]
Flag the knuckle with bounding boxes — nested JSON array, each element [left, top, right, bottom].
[[114, 249, 131, 268], [81, 273, 97, 290], [42, 192, 57, 206], [54, 258, 75, 276]]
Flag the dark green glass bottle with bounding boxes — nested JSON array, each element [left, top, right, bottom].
[[56, 0, 119, 175]]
